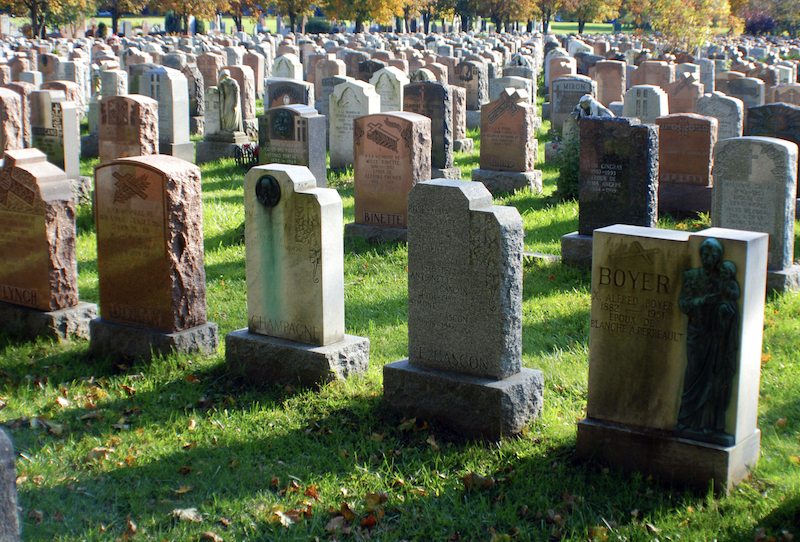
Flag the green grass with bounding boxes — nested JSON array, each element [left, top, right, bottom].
[[2, 105, 800, 542]]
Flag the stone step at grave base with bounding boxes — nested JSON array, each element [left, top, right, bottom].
[[89, 319, 218, 361], [0, 301, 97, 341], [658, 183, 712, 217], [472, 169, 543, 196], [190, 116, 204, 136], [70, 176, 93, 204], [160, 141, 196, 163], [767, 265, 800, 293], [344, 222, 407, 243], [226, 329, 370, 388], [196, 134, 250, 165], [383, 359, 544, 441], [561, 232, 593, 268], [576, 418, 761, 496], [430, 167, 462, 180], [466, 110, 481, 130], [453, 138, 473, 153]]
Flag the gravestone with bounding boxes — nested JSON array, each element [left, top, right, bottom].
[[656, 113, 718, 215], [0, 149, 97, 340], [272, 54, 303, 80], [403, 81, 459, 179], [383, 180, 544, 440], [370, 67, 409, 112], [141, 66, 194, 163], [320, 75, 352, 142], [551, 76, 596, 134], [725, 77, 765, 109], [266, 78, 314, 109], [453, 60, 488, 129], [195, 72, 250, 165], [696, 91, 744, 141], [328, 80, 380, 170], [771, 83, 800, 106], [666, 73, 704, 113], [712, 137, 800, 292], [746, 103, 800, 192], [561, 117, 659, 267], [471, 88, 543, 195], [577, 224, 767, 495], [0, 88, 23, 158], [91, 155, 218, 359], [622, 85, 669, 124], [451, 86, 474, 154], [590, 60, 626, 107], [98, 95, 159, 164], [0, 429, 19, 542], [226, 164, 370, 386], [3, 82, 33, 149], [258, 104, 327, 188], [345, 111, 431, 242], [224, 65, 257, 138]]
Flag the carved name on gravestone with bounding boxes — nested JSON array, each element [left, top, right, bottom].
[[551, 76, 595, 134], [712, 137, 800, 291], [577, 225, 767, 494], [98, 95, 159, 164], [383, 180, 543, 439], [267, 78, 314, 109], [258, 104, 327, 188], [351, 112, 431, 232]]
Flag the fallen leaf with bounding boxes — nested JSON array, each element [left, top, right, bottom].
[[304, 485, 319, 499], [56, 397, 70, 407], [173, 485, 195, 494], [81, 411, 100, 420], [121, 385, 136, 396], [519, 505, 528, 518], [173, 508, 203, 522], [397, 417, 416, 432], [371, 432, 385, 442], [270, 476, 280, 487], [218, 517, 231, 527], [188, 419, 197, 431], [15, 475, 28, 485], [339, 502, 357, 522], [186, 375, 200, 384], [761, 353, 772, 364], [776, 418, 787, 427], [646, 523, 660, 533], [588, 525, 608, 540], [53, 509, 64, 522], [178, 466, 193, 475], [365, 491, 389, 513], [755, 528, 767, 542], [124, 518, 137, 536], [268, 505, 295, 527], [325, 516, 352, 534], [790, 456, 800, 466], [199, 532, 223, 542], [28, 509, 43, 524], [85, 447, 113, 462], [362, 513, 378, 528], [462, 472, 495, 490], [426, 434, 440, 451]]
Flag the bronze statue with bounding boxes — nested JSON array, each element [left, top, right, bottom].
[[675, 238, 739, 447]]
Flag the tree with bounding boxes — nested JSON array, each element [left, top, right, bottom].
[[47, 0, 96, 35], [97, 0, 146, 35], [268, 0, 317, 32], [650, 0, 732, 51], [561, 0, 620, 33], [325, 0, 403, 32], [0, 0, 49, 37], [152, 0, 226, 34], [531, 0, 560, 33]]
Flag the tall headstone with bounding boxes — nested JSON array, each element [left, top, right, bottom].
[[577, 224, 767, 495], [403, 81, 459, 179], [345, 111, 431, 242], [471, 88, 543, 195], [551, 75, 596, 134], [712, 137, 800, 292], [746, 103, 800, 191], [141, 66, 194, 163], [0, 149, 97, 340], [561, 117, 659, 267], [0, 88, 23, 158], [622, 85, 669, 124], [328, 80, 380, 169], [383, 180, 544, 440], [370, 67, 409, 112], [98, 95, 159, 164], [258, 104, 327, 187], [666, 73, 704, 114], [226, 164, 370, 386], [91, 155, 218, 359], [696, 91, 744, 141], [590, 60, 626, 107]]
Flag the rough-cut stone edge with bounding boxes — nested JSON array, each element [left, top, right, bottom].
[[767, 265, 800, 293], [226, 329, 370, 387], [465, 110, 481, 130], [243, 118, 259, 140], [383, 359, 544, 441], [89, 319, 219, 360], [453, 138, 473, 153], [345, 222, 407, 243], [576, 418, 760, 495], [430, 167, 462, 180], [195, 141, 249, 165], [190, 116, 205, 136], [472, 169, 543, 196], [561, 232, 593, 268], [0, 301, 97, 341], [69, 175, 93, 204], [0, 429, 19, 542]]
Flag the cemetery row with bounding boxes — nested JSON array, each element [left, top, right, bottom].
[[2, 27, 800, 536]]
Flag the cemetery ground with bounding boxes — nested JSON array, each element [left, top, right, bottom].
[[1, 120, 800, 541]]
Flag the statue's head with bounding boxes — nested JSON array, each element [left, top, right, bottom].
[[699, 238, 724, 272], [219, 69, 231, 82]]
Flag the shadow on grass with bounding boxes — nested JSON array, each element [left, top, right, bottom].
[[204, 221, 245, 252]]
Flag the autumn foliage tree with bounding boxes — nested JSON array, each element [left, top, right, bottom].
[[649, 0, 732, 50], [268, 0, 319, 32], [325, 0, 403, 32], [97, 0, 148, 35], [0, 0, 48, 37], [152, 0, 227, 33], [561, 0, 620, 33]]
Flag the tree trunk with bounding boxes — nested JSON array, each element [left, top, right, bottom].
[[112, 12, 120, 35], [233, 14, 243, 32], [578, 18, 585, 33], [542, 8, 551, 33], [289, 12, 296, 32], [422, 12, 430, 33], [355, 18, 363, 32]]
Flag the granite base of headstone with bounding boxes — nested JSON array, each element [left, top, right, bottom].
[[430, 167, 462, 180], [658, 184, 713, 218], [766, 266, 800, 293], [560, 232, 594, 268], [471, 169, 543, 196], [576, 224, 768, 495], [89, 319, 219, 359], [0, 429, 19, 542], [465, 110, 480, 130], [383, 180, 544, 440], [453, 138, 474, 153], [227, 330, 370, 387], [0, 301, 97, 341], [196, 131, 249, 164], [344, 222, 408, 243], [191, 116, 204, 136], [160, 141, 195, 163]]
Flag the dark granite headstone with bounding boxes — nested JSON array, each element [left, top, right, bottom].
[[258, 104, 327, 187], [403, 82, 454, 170], [746, 102, 800, 194]]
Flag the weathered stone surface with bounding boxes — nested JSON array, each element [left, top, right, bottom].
[[329, 80, 380, 169], [95, 155, 208, 333], [0, 429, 19, 542], [383, 359, 544, 440], [226, 330, 370, 387], [0, 301, 97, 340], [98, 95, 159, 164], [344, 222, 408, 243], [30, 90, 79, 179], [453, 60, 488, 110], [623, 85, 669, 124], [2, 82, 32, 148], [353, 112, 431, 230], [258, 104, 327, 187], [369, 67, 408, 112], [471, 169, 542, 196], [479, 88, 537, 173], [90, 319, 218, 360], [745, 103, 800, 188], [266, 78, 314, 109], [551, 75, 595, 134], [560, 233, 593, 268], [0, 149, 79, 312], [403, 82, 453, 169], [696, 91, 744, 141]]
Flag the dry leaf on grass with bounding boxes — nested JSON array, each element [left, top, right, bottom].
[[325, 516, 352, 534], [199, 532, 223, 542], [173, 508, 203, 522], [462, 472, 495, 490]]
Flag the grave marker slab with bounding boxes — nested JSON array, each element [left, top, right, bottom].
[[98, 95, 159, 164], [258, 104, 327, 187]]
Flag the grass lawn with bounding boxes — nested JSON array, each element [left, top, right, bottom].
[[2, 96, 800, 541]]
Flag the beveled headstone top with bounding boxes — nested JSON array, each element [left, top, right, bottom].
[[479, 88, 537, 172]]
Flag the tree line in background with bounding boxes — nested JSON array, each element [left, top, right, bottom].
[[0, 0, 796, 54]]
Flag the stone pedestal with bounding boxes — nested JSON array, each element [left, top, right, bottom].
[[430, 167, 462, 180], [560, 232, 593, 267], [453, 138, 473, 153], [659, 183, 713, 217], [383, 359, 544, 440], [576, 418, 760, 495], [160, 141, 195, 163], [196, 131, 250, 164], [465, 110, 480, 130], [0, 301, 97, 341], [89, 319, 219, 360], [226, 329, 370, 387], [472, 169, 543, 196], [344, 222, 407, 243], [767, 265, 800, 293], [190, 116, 204, 136], [243, 118, 258, 140]]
